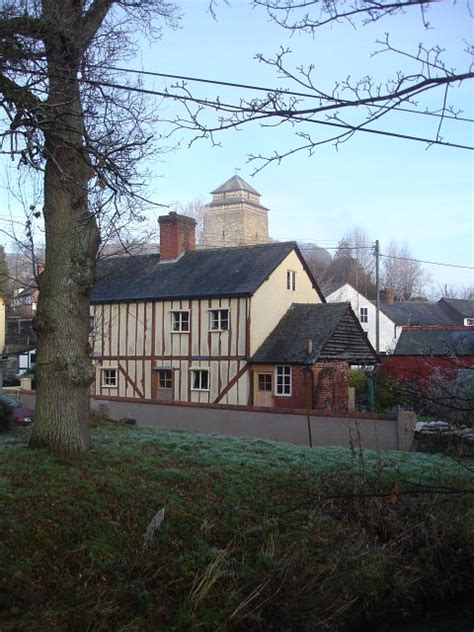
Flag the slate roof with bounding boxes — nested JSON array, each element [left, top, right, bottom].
[[321, 282, 345, 297], [92, 242, 322, 303], [251, 303, 377, 365], [439, 297, 474, 319], [394, 328, 474, 356], [380, 302, 458, 326], [211, 175, 260, 195]]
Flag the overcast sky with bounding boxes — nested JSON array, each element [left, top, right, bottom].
[[0, 0, 472, 294]]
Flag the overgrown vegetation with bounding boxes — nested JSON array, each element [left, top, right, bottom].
[[0, 425, 473, 631], [0, 400, 13, 433]]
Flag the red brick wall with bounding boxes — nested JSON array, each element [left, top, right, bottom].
[[273, 366, 310, 410], [158, 212, 196, 260], [313, 362, 349, 413], [273, 362, 349, 413]]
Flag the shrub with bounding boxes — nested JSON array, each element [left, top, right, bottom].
[[0, 399, 13, 433]]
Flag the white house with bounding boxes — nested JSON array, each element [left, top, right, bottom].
[[322, 283, 396, 353]]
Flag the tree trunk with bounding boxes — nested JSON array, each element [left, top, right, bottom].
[[29, 144, 100, 452], [29, 58, 100, 452]]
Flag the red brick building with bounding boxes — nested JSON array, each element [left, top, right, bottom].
[[250, 303, 377, 413], [381, 326, 474, 391]]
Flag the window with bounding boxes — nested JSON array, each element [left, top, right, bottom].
[[287, 270, 296, 291], [359, 307, 368, 323], [465, 318, 474, 327], [276, 366, 291, 395], [158, 369, 173, 389], [258, 373, 272, 391], [171, 310, 190, 332], [192, 369, 209, 391], [102, 368, 117, 388], [209, 309, 229, 331]]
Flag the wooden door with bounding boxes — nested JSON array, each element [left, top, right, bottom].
[[255, 372, 274, 407]]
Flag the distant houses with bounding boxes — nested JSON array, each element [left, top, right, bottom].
[[322, 282, 474, 355]]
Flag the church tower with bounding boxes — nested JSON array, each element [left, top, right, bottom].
[[202, 175, 269, 247]]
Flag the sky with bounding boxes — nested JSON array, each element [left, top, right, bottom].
[[0, 0, 472, 295]]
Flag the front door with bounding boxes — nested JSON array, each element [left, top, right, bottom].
[[156, 369, 174, 401], [255, 372, 274, 407]]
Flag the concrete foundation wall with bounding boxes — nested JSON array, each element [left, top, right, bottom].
[[19, 391, 415, 451]]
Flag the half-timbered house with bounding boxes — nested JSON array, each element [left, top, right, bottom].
[[91, 210, 377, 411]]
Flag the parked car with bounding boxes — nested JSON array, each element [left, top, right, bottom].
[[0, 395, 34, 427]]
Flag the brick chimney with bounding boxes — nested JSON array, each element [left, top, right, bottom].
[[158, 212, 196, 261], [380, 288, 395, 304]]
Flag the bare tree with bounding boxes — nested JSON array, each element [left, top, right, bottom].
[[299, 242, 333, 284], [439, 284, 474, 301], [171, 196, 206, 244], [339, 227, 374, 280], [0, 1, 177, 452], [171, 1, 472, 171], [324, 237, 376, 297], [382, 240, 428, 300]]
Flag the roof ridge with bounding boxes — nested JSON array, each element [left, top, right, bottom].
[[191, 241, 296, 255]]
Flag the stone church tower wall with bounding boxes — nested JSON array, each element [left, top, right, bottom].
[[202, 176, 269, 247]]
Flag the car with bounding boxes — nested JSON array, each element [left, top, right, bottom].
[[0, 395, 35, 427]]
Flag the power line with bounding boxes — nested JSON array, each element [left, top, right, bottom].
[[81, 77, 474, 152], [380, 253, 474, 270], [99, 64, 474, 125], [2, 64, 473, 150]]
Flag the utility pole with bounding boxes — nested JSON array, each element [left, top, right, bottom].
[[374, 239, 380, 354]]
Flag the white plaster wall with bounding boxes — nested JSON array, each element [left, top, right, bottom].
[[325, 284, 397, 352], [250, 250, 322, 355]]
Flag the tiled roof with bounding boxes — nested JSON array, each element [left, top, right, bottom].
[[251, 303, 377, 365], [380, 302, 458, 326], [394, 328, 474, 356], [211, 175, 260, 195], [439, 297, 474, 319], [92, 242, 315, 303]]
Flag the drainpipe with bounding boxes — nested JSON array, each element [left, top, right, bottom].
[[304, 366, 314, 448]]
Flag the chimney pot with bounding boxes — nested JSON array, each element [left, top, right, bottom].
[[306, 337, 313, 354]]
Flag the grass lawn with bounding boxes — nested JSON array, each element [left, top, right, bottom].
[[0, 424, 473, 631]]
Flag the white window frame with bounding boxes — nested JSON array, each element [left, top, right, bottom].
[[191, 369, 210, 391], [359, 307, 368, 323], [465, 318, 474, 327], [209, 308, 229, 332], [287, 270, 296, 291], [275, 365, 292, 396], [171, 310, 190, 333], [101, 368, 118, 388]]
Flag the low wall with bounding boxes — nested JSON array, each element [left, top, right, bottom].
[[20, 391, 415, 451]]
